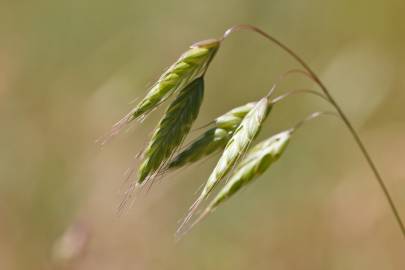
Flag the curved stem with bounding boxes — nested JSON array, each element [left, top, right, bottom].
[[290, 111, 339, 133], [224, 24, 405, 237], [271, 88, 330, 105], [265, 68, 317, 98]]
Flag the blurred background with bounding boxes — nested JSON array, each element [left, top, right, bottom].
[[1, 0, 405, 269]]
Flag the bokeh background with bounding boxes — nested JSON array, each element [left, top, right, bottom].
[[1, 0, 405, 269]]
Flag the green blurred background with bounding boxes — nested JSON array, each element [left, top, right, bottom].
[[1, 0, 404, 269]]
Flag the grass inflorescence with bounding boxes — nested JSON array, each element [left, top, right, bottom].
[[101, 25, 405, 240]]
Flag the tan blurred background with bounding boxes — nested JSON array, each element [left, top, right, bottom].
[[1, 0, 405, 269]]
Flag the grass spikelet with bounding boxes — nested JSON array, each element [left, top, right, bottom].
[[167, 128, 230, 170], [99, 39, 220, 144], [215, 102, 257, 130], [166, 101, 257, 171], [188, 130, 292, 230], [137, 77, 205, 186], [177, 97, 271, 234]]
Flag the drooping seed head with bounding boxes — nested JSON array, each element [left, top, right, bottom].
[[209, 130, 292, 209], [129, 39, 219, 121], [137, 77, 205, 185], [101, 39, 220, 144], [202, 98, 270, 195], [177, 97, 271, 234], [180, 130, 292, 234]]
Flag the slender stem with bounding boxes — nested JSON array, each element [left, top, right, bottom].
[[223, 24, 405, 237], [291, 111, 339, 132], [270, 88, 330, 105]]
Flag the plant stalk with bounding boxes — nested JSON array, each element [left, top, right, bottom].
[[223, 24, 405, 237]]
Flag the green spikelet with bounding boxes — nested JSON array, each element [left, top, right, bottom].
[[177, 97, 271, 234], [103, 39, 220, 143], [167, 128, 230, 170], [138, 77, 205, 184], [166, 102, 257, 171], [215, 102, 256, 130], [197, 98, 270, 201], [208, 130, 291, 209], [183, 130, 291, 232]]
